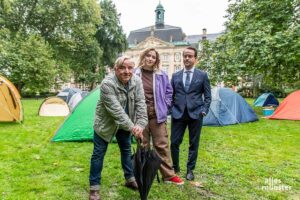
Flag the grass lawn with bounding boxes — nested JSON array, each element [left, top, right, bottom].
[[0, 99, 299, 200]]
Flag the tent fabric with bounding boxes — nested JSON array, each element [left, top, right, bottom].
[[203, 87, 258, 126], [253, 93, 279, 107], [39, 97, 70, 116], [52, 87, 99, 142], [0, 75, 23, 122], [68, 92, 87, 110], [57, 88, 82, 103], [269, 90, 300, 120]]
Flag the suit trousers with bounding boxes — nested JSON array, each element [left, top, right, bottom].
[[143, 118, 175, 180], [171, 108, 203, 172]]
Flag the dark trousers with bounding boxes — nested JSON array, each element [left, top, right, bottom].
[[89, 130, 134, 188], [170, 109, 203, 172]]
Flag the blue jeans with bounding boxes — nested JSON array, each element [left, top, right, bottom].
[[89, 130, 134, 190]]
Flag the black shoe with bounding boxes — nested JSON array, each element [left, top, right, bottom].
[[125, 180, 139, 191], [186, 170, 194, 181], [173, 167, 180, 174], [89, 190, 100, 200]]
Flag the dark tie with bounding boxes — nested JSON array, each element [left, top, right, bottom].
[[184, 71, 191, 92]]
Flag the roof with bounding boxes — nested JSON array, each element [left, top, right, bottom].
[[185, 33, 222, 48], [172, 41, 189, 46], [127, 25, 185, 45], [186, 33, 222, 44], [156, 2, 164, 10]]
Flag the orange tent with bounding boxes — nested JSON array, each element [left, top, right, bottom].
[[269, 90, 300, 120], [0, 75, 23, 122]]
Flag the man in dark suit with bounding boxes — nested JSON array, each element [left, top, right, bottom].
[[170, 47, 211, 181]]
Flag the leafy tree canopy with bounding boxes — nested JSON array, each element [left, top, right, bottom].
[[96, 0, 127, 67], [0, 0, 103, 92], [198, 0, 300, 96]]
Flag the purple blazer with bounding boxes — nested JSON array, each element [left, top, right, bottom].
[[135, 67, 173, 123]]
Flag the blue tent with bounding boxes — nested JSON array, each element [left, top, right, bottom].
[[253, 93, 279, 107], [203, 88, 258, 126]]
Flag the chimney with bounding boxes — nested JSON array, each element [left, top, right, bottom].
[[202, 28, 207, 40], [150, 26, 155, 36]]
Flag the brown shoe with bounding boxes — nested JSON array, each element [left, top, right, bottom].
[[125, 180, 139, 190], [89, 190, 100, 200]]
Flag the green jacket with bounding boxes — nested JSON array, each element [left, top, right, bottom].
[[93, 73, 148, 142]]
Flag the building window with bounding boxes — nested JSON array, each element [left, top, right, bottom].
[[162, 65, 169, 73], [174, 52, 181, 62], [162, 54, 169, 62], [175, 65, 181, 72]]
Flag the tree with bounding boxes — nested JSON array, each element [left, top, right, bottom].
[[201, 0, 300, 96], [198, 35, 240, 87], [96, 0, 127, 68], [0, 29, 56, 92], [0, 0, 102, 92]]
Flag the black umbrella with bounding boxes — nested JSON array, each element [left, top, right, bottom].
[[132, 140, 162, 200]]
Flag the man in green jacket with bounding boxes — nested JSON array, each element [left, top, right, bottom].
[[89, 56, 148, 200]]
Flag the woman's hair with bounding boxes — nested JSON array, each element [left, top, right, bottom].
[[114, 55, 132, 69], [138, 48, 160, 71]]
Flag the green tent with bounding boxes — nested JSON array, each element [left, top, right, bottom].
[[52, 87, 137, 143], [52, 87, 100, 142]]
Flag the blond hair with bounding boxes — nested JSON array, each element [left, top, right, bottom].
[[138, 48, 160, 71], [114, 56, 134, 69]]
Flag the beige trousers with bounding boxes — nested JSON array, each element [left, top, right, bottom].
[[143, 118, 175, 180]]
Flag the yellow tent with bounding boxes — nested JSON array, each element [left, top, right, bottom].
[[0, 75, 23, 122]]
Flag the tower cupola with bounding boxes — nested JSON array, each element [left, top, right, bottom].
[[155, 1, 165, 27]]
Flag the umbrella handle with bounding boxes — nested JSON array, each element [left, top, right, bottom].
[[137, 138, 141, 146], [137, 138, 145, 148]]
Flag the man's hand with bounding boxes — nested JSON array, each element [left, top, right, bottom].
[[132, 125, 143, 140]]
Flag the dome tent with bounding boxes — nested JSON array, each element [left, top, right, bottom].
[[269, 90, 300, 120], [57, 88, 82, 103], [68, 91, 89, 110], [253, 93, 279, 107], [52, 88, 136, 143], [38, 97, 70, 116], [52, 87, 99, 142], [203, 87, 258, 126], [0, 75, 23, 122]]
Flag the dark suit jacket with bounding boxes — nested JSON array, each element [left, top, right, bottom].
[[171, 68, 211, 120]]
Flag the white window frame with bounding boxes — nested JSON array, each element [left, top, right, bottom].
[[174, 52, 181, 62], [162, 54, 169, 62]]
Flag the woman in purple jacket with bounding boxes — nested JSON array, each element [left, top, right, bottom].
[[135, 48, 184, 185]]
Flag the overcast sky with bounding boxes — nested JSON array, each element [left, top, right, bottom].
[[111, 0, 230, 36]]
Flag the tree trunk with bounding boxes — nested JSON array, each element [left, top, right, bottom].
[[89, 82, 96, 91], [16, 83, 24, 94]]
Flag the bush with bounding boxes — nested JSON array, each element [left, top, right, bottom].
[[237, 87, 254, 98], [21, 90, 57, 98], [238, 86, 288, 98], [258, 86, 287, 98]]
